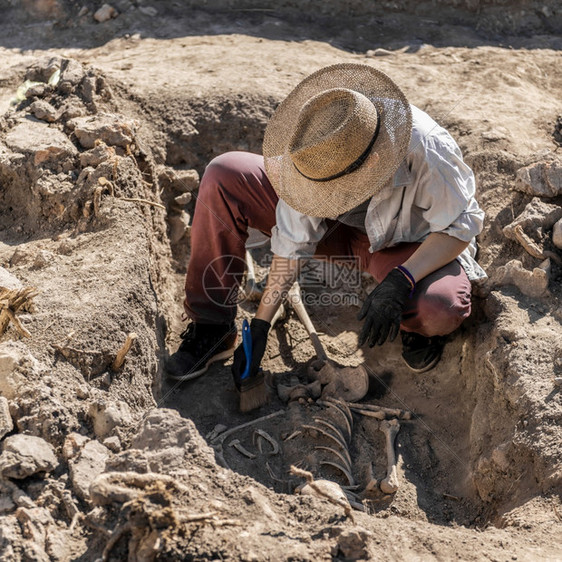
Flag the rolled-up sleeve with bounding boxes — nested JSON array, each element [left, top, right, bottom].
[[414, 131, 484, 243], [270, 198, 328, 258]]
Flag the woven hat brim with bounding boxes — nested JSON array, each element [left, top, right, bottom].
[[263, 63, 412, 219]]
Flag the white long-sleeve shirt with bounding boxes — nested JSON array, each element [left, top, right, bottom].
[[270, 105, 486, 281]]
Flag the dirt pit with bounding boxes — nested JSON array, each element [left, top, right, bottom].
[[0, 1, 561, 560]]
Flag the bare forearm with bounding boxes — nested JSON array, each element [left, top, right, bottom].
[[255, 255, 300, 322], [402, 232, 469, 282]]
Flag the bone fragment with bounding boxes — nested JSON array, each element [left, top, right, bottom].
[[112, 332, 137, 370], [253, 429, 279, 455], [212, 410, 285, 445], [365, 462, 378, 493], [380, 419, 400, 494], [206, 424, 228, 441], [315, 446, 352, 472], [346, 402, 413, 420], [290, 465, 354, 521], [270, 303, 286, 328], [284, 430, 302, 441], [229, 439, 256, 459], [351, 408, 385, 420]]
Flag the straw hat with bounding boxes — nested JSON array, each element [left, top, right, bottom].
[[263, 63, 412, 218]]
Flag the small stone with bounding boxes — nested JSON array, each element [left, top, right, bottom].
[[75, 384, 90, 399], [0, 481, 16, 513], [0, 343, 29, 400], [482, 129, 508, 141], [57, 59, 86, 94], [0, 267, 23, 291], [88, 400, 132, 438], [168, 211, 191, 244], [99, 372, 112, 389], [0, 397, 14, 440], [159, 167, 200, 193], [94, 4, 118, 22], [553, 218, 562, 249], [0, 434, 58, 479], [62, 432, 89, 461], [69, 440, 110, 499], [32, 250, 54, 270], [554, 377, 562, 388], [29, 100, 59, 123], [102, 435, 121, 452], [173, 192, 192, 207], [334, 529, 371, 560], [79, 143, 116, 167]]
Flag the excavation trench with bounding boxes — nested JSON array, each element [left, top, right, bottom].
[[156, 99, 524, 529], [0, 49, 560, 559]]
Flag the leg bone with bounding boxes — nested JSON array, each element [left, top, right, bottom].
[[380, 419, 400, 494]]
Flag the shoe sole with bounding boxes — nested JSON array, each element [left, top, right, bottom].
[[166, 347, 235, 382], [401, 353, 441, 374]]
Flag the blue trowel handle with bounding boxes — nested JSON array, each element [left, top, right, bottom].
[[241, 318, 252, 381]]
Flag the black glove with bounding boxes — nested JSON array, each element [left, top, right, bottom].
[[357, 268, 413, 347], [232, 318, 270, 390]]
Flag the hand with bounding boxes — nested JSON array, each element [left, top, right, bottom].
[[232, 318, 270, 390], [357, 268, 413, 347]]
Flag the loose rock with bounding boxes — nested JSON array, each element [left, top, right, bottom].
[[69, 113, 135, 149], [515, 156, 562, 197], [553, 218, 562, 250], [69, 439, 111, 499], [5, 121, 77, 166], [0, 396, 14, 440], [94, 4, 118, 23], [88, 400, 133, 439], [0, 434, 57, 479], [29, 100, 59, 123]]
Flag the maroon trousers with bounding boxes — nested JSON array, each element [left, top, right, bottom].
[[184, 152, 472, 337]]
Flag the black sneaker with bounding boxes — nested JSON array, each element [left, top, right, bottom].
[[165, 322, 237, 381], [400, 331, 445, 373]]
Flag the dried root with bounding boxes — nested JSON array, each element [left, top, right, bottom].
[[0, 286, 38, 338], [112, 332, 137, 370]]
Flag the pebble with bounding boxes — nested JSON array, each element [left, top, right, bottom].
[[553, 218, 562, 249], [94, 4, 118, 22]]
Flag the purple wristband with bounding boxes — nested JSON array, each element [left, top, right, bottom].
[[395, 265, 416, 297]]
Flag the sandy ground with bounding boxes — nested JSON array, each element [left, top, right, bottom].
[[0, 2, 561, 560]]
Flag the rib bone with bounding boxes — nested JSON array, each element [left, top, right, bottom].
[[229, 439, 256, 459], [319, 460, 355, 487], [380, 419, 400, 494], [315, 446, 352, 472], [253, 429, 280, 455]]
